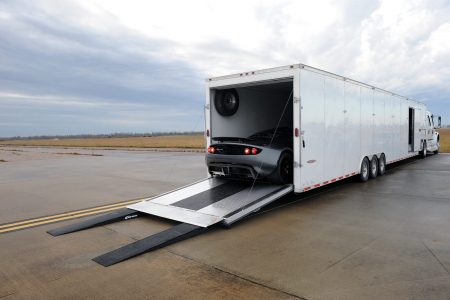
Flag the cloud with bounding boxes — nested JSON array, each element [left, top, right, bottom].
[[0, 0, 205, 136], [1, 0, 449, 136]]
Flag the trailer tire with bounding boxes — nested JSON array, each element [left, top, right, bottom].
[[274, 152, 293, 184], [215, 89, 239, 116], [378, 154, 386, 176], [369, 156, 378, 179], [420, 141, 427, 158], [359, 157, 370, 182]]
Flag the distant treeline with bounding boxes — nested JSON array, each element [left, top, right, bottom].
[[0, 131, 204, 141]]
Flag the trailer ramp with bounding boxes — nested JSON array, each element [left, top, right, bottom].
[[48, 178, 293, 266], [128, 178, 293, 227]]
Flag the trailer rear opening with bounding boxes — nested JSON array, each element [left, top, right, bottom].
[[210, 80, 293, 140]]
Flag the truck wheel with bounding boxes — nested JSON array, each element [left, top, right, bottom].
[[369, 156, 378, 179], [434, 142, 439, 154], [275, 152, 293, 184], [359, 158, 370, 182], [378, 154, 386, 176], [420, 141, 427, 158]]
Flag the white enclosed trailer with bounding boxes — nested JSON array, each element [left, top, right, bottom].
[[205, 64, 440, 193], [49, 64, 441, 266]]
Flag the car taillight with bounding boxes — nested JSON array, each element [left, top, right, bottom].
[[244, 147, 260, 155], [207, 146, 216, 154]]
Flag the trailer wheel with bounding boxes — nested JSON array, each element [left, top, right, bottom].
[[275, 152, 293, 184], [215, 89, 239, 116], [378, 154, 386, 176], [420, 141, 427, 158], [369, 156, 378, 179], [359, 157, 370, 182]]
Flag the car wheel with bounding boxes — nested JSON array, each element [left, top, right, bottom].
[[275, 152, 293, 184], [360, 157, 370, 182], [378, 154, 386, 176], [369, 156, 378, 179]]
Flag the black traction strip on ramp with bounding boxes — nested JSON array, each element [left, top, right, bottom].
[[171, 181, 250, 210], [93, 223, 209, 266], [47, 208, 142, 236]]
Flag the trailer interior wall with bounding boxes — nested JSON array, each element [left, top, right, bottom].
[[299, 68, 426, 190], [210, 81, 293, 139]]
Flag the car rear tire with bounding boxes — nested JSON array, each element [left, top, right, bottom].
[[275, 152, 293, 184], [378, 154, 386, 176], [369, 156, 378, 179], [360, 157, 370, 182]]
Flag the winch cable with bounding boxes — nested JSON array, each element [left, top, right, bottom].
[[243, 88, 294, 203]]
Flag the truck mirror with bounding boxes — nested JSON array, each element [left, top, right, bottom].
[[438, 116, 442, 128]]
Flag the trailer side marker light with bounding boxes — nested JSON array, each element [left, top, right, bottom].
[[207, 146, 216, 154], [294, 128, 299, 137]]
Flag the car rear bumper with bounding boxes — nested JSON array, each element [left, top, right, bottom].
[[208, 163, 257, 179], [205, 150, 280, 179]]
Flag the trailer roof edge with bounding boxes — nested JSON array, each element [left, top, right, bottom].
[[206, 63, 424, 105]]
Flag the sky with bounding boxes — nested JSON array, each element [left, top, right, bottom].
[[1, 0, 449, 137]]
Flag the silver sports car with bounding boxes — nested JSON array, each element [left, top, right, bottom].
[[206, 127, 293, 184]]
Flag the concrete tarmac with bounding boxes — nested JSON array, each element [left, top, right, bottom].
[[1, 147, 450, 299]]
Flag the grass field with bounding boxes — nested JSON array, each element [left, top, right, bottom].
[[1, 130, 449, 152], [438, 128, 450, 153], [0, 135, 205, 149]]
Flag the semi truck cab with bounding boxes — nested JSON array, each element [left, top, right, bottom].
[[423, 111, 441, 156]]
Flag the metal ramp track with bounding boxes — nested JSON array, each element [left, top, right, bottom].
[[93, 223, 208, 266], [47, 208, 142, 236], [48, 178, 293, 266]]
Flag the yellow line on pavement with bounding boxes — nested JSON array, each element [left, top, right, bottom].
[[0, 198, 146, 230], [0, 204, 139, 234]]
